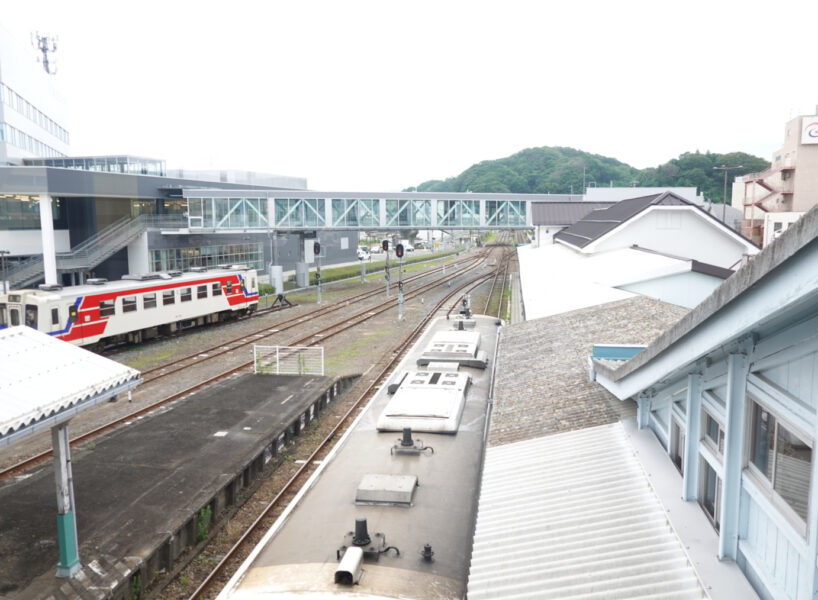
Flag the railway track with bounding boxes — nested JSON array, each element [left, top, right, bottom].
[[181, 263, 505, 600], [0, 250, 494, 480]]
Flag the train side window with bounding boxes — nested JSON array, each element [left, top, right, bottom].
[[68, 305, 78, 323], [212, 283, 222, 296], [99, 300, 115, 317], [25, 304, 38, 328], [197, 285, 208, 299], [0, 304, 7, 326], [180, 287, 192, 302], [123, 296, 137, 313], [51, 308, 60, 325], [226, 281, 233, 294], [143, 293, 156, 309], [163, 290, 175, 305]]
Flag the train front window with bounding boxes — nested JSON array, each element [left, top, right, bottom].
[[25, 304, 38, 328]]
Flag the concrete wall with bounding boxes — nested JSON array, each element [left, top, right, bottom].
[[591, 207, 752, 269], [619, 271, 723, 309], [0, 228, 70, 255]]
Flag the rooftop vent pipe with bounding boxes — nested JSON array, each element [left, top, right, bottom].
[[353, 517, 371, 546]]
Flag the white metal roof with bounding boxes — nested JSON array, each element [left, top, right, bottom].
[[0, 326, 141, 444], [468, 423, 707, 599]]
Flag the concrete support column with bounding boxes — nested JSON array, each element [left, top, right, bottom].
[[479, 199, 486, 227], [683, 373, 702, 501], [379, 198, 386, 228], [431, 199, 438, 228], [324, 198, 332, 228], [718, 352, 749, 560], [127, 231, 150, 274], [39, 194, 58, 286], [52, 423, 80, 577]]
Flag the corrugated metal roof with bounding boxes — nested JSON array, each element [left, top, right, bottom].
[[0, 326, 141, 440], [468, 423, 707, 599], [531, 202, 614, 226]]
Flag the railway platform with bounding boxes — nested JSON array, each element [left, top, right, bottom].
[[0, 372, 355, 600]]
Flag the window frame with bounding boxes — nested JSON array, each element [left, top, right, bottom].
[[745, 394, 813, 530], [197, 285, 208, 299], [99, 300, 115, 317], [180, 287, 192, 302], [122, 296, 137, 313], [163, 290, 176, 306], [212, 282, 222, 296], [143, 293, 157, 309]]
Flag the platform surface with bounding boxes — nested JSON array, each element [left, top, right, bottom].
[[0, 372, 333, 599]]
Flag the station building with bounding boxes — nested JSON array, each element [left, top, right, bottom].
[[592, 204, 818, 600]]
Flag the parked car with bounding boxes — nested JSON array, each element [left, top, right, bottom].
[[357, 247, 371, 260]]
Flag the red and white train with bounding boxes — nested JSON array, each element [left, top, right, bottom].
[[0, 266, 259, 348]]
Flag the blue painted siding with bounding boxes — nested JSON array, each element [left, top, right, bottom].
[[760, 350, 818, 409]]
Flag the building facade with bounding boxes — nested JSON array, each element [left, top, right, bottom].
[[0, 25, 70, 165], [592, 205, 818, 600], [733, 109, 818, 246]]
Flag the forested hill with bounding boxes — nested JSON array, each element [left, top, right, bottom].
[[407, 147, 769, 204]]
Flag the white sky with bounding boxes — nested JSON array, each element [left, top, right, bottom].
[[2, 0, 817, 191]]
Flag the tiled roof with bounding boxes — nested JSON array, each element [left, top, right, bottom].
[[0, 326, 141, 441], [489, 296, 688, 446], [554, 192, 691, 249]]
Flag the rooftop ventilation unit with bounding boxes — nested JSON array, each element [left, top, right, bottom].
[[189, 266, 208, 273], [122, 273, 161, 281], [38, 284, 62, 291], [167, 270, 183, 277], [356, 473, 418, 505], [86, 278, 108, 285]]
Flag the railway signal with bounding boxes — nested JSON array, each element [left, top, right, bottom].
[[382, 239, 389, 252], [314, 241, 322, 304], [395, 243, 404, 259], [396, 245, 404, 320]]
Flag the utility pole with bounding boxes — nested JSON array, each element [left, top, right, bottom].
[[714, 165, 743, 223], [0, 250, 8, 294]]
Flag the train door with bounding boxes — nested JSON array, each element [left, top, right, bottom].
[[24, 303, 39, 330], [7, 295, 22, 327]]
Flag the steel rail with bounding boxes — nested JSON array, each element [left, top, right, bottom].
[[0, 254, 490, 480], [185, 266, 492, 600]]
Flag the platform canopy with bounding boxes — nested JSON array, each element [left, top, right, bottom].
[[0, 326, 142, 448]]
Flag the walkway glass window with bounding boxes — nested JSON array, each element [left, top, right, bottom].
[[275, 198, 325, 228], [486, 200, 526, 227], [437, 200, 479, 227], [332, 198, 380, 227]]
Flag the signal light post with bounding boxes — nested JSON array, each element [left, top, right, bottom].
[[396, 243, 405, 320], [383, 240, 390, 297], [313, 241, 322, 304]]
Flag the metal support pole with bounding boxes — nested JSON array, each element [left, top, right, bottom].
[[714, 165, 743, 223], [0, 250, 8, 294], [52, 423, 80, 577], [360, 259, 366, 283], [385, 253, 390, 298], [398, 257, 404, 320], [316, 256, 322, 305]]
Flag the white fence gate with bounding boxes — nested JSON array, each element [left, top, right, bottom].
[[253, 345, 324, 375]]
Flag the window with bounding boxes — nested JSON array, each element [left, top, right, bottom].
[[10, 307, 20, 326], [212, 283, 222, 296], [180, 287, 192, 302], [143, 293, 157, 309], [226, 281, 233, 294], [749, 399, 812, 522], [0, 305, 6, 326], [163, 290, 175, 305], [123, 296, 137, 313], [197, 285, 208, 299], [51, 308, 59, 325], [700, 460, 722, 531], [704, 412, 725, 455], [23, 304, 38, 327], [99, 300, 115, 317], [670, 420, 685, 474]]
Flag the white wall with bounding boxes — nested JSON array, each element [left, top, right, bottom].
[[590, 207, 754, 269], [619, 271, 724, 309], [0, 229, 70, 255], [534, 225, 566, 246]]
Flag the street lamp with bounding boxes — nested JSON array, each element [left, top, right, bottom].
[[713, 165, 743, 223], [0, 250, 9, 295]]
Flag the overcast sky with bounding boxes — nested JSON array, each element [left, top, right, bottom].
[[2, 0, 817, 191]]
